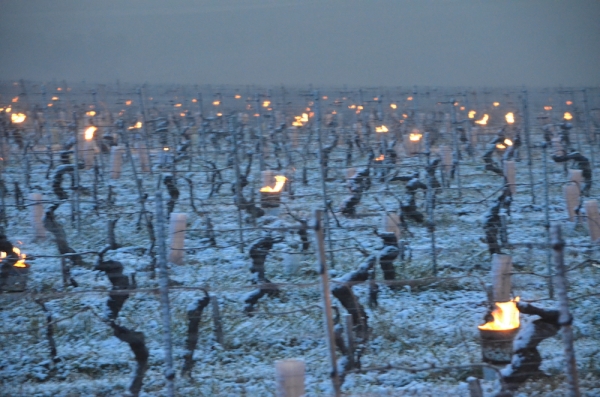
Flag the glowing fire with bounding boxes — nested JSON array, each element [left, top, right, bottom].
[[263, 100, 271, 108], [12, 97, 18, 103], [390, 104, 397, 109], [544, 106, 552, 111], [566, 101, 572, 106], [496, 138, 513, 150], [376, 125, 389, 133], [0, 247, 27, 268], [216, 112, 223, 117], [125, 100, 132, 106], [493, 102, 500, 107], [84, 126, 97, 141], [11, 113, 26, 123], [475, 114, 489, 125], [86, 110, 96, 117], [234, 94, 241, 99], [375, 154, 385, 161], [213, 100, 220, 106], [407, 96, 413, 101], [180, 112, 186, 117], [128, 121, 142, 130], [402, 114, 408, 118], [409, 133, 422, 142], [349, 105, 356, 109], [505, 112, 514, 124], [260, 175, 287, 193], [323, 96, 328, 100], [468, 110, 477, 119], [564, 112, 573, 120], [478, 297, 520, 331], [174, 103, 182, 107], [460, 106, 465, 111], [52, 96, 59, 101], [192, 98, 198, 103]]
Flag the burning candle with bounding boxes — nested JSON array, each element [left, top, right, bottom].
[[403, 129, 423, 156], [83, 126, 97, 169], [260, 172, 287, 212]]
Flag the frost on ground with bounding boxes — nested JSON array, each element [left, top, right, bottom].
[[0, 118, 599, 397]]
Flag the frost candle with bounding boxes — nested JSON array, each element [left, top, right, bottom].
[[109, 146, 123, 179], [584, 200, 600, 243], [382, 212, 401, 240], [503, 160, 516, 195], [135, 141, 151, 173], [169, 212, 187, 265], [83, 126, 96, 169], [260, 171, 287, 211], [29, 193, 45, 241], [275, 359, 305, 397], [564, 182, 580, 222], [404, 129, 423, 156]]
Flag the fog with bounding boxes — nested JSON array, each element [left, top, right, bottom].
[[1, 0, 599, 87]]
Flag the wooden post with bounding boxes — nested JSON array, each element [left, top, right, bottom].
[[467, 377, 483, 397], [542, 143, 554, 298], [168, 213, 187, 265], [211, 297, 224, 345], [30, 193, 46, 241], [503, 160, 516, 195], [346, 167, 356, 180], [109, 146, 123, 179], [450, 98, 463, 199], [551, 225, 581, 397], [275, 359, 305, 397], [344, 313, 355, 369], [521, 89, 536, 204], [230, 116, 245, 252], [564, 183, 580, 222], [313, 209, 341, 397], [71, 112, 81, 233], [584, 200, 600, 243], [491, 254, 512, 302], [154, 190, 176, 397], [314, 92, 335, 268]]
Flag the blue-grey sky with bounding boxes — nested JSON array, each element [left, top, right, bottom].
[[1, 0, 599, 86]]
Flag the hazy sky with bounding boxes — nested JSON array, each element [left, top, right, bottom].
[[1, 0, 599, 87]]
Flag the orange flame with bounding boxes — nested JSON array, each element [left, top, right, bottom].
[[407, 96, 413, 101], [544, 106, 552, 111], [564, 112, 573, 120], [213, 100, 220, 106], [263, 100, 271, 108], [86, 110, 96, 117], [390, 104, 397, 109], [174, 103, 182, 108], [468, 110, 477, 119], [376, 125, 389, 133], [11, 113, 26, 123], [565, 101, 572, 106], [125, 100, 132, 106], [409, 133, 422, 142], [478, 297, 520, 331], [0, 247, 27, 268], [493, 102, 500, 107], [375, 154, 385, 161], [234, 94, 241, 99], [84, 126, 96, 141], [475, 114, 489, 125], [260, 175, 287, 193], [192, 98, 198, 103], [505, 112, 514, 124], [128, 121, 142, 130], [52, 96, 59, 101], [12, 97, 18, 103]]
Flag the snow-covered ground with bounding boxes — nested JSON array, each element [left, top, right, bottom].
[[1, 118, 599, 397]]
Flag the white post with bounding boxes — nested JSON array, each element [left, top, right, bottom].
[[275, 359, 305, 397], [109, 146, 123, 179], [584, 200, 600, 243], [564, 183, 580, 222], [503, 160, 516, 195], [491, 254, 512, 302], [262, 170, 275, 188], [136, 141, 151, 173], [382, 212, 401, 240], [169, 213, 187, 265], [30, 193, 46, 241]]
